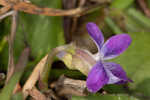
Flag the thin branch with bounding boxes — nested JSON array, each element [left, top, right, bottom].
[[53, 75, 87, 97], [0, 0, 108, 17], [78, 0, 86, 7], [0, 10, 14, 20], [137, 0, 150, 18], [0, 47, 30, 100], [28, 87, 48, 100], [71, 0, 86, 33], [6, 11, 18, 84], [13, 2, 106, 16], [13, 2, 83, 16], [0, 6, 11, 15], [23, 55, 48, 99], [22, 44, 72, 99]]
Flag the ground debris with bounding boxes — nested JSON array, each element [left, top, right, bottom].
[[50, 75, 88, 100], [28, 87, 49, 100]]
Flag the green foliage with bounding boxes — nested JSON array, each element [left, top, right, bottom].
[[11, 93, 23, 100], [113, 32, 150, 97], [126, 8, 150, 29], [72, 94, 139, 100], [0, 71, 23, 100], [111, 0, 134, 10], [105, 17, 123, 34], [14, 0, 65, 61], [1, 0, 150, 100]]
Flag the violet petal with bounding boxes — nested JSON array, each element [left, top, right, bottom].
[[116, 79, 133, 84], [104, 62, 132, 84], [101, 34, 132, 60], [86, 61, 108, 93], [86, 22, 104, 49]]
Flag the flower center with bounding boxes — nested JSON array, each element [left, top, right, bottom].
[[94, 52, 104, 61]]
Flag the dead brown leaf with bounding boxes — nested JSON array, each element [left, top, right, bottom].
[[28, 87, 48, 100]]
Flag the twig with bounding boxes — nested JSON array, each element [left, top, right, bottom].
[[0, 6, 11, 15], [0, 10, 14, 20], [23, 54, 48, 99], [78, 0, 86, 7], [28, 87, 48, 100], [22, 44, 72, 99], [0, 0, 108, 17], [71, 0, 86, 34], [63, 0, 76, 43], [53, 75, 87, 97], [6, 11, 18, 84], [137, 0, 150, 18], [12, 2, 83, 16], [21, 23, 30, 47], [0, 47, 30, 100]]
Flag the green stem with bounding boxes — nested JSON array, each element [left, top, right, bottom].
[[105, 17, 123, 34], [41, 44, 72, 89]]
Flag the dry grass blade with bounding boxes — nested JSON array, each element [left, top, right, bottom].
[[13, 2, 82, 16], [23, 44, 72, 99], [12, 83, 22, 94], [28, 87, 48, 100], [53, 75, 87, 97], [0, 47, 30, 100], [137, 0, 150, 18], [6, 11, 18, 84], [15, 47, 30, 71], [0, 10, 14, 20], [23, 54, 48, 98], [0, 0, 108, 17], [0, 6, 11, 15]]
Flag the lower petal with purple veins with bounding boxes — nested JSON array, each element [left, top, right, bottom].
[[86, 61, 109, 93], [104, 62, 132, 84], [116, 78, 133, 84]]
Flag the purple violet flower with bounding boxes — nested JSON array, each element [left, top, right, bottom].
[[86, 22, 132, 93]]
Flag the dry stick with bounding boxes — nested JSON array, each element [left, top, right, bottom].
[[6, 11, 18, 84], [23, 44, 70, 99], [28, 87, 48, 100], [13, 2, 83, 16], [0, 10, 14, 20], [0, 0, 8, 6], [0, 47, 30, 100], [0, 0, 107, 17], [23, 55, 48, 99], [78, 0, 86, 7], [13, 2, 104, 16], [0, 6, 11, 15], [71, 0, 86, 34], [137, 0, 150, 18], [55, 75, 87, 97]]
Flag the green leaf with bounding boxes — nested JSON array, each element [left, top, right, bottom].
[[126, 8, 150, 29], [105, 17, 123, 34], [113, 32, 150, 97], [0, 71, 22, 100], [111, 0, 134, 10], [50, 69, 85, 80], [0, 48, 29, 100], [14, 0, 65, 61], [11, 92, 23, 100], [72, 94, 139, 100]]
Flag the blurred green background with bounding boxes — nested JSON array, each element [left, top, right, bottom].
[[0, 0, 150, 100]]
